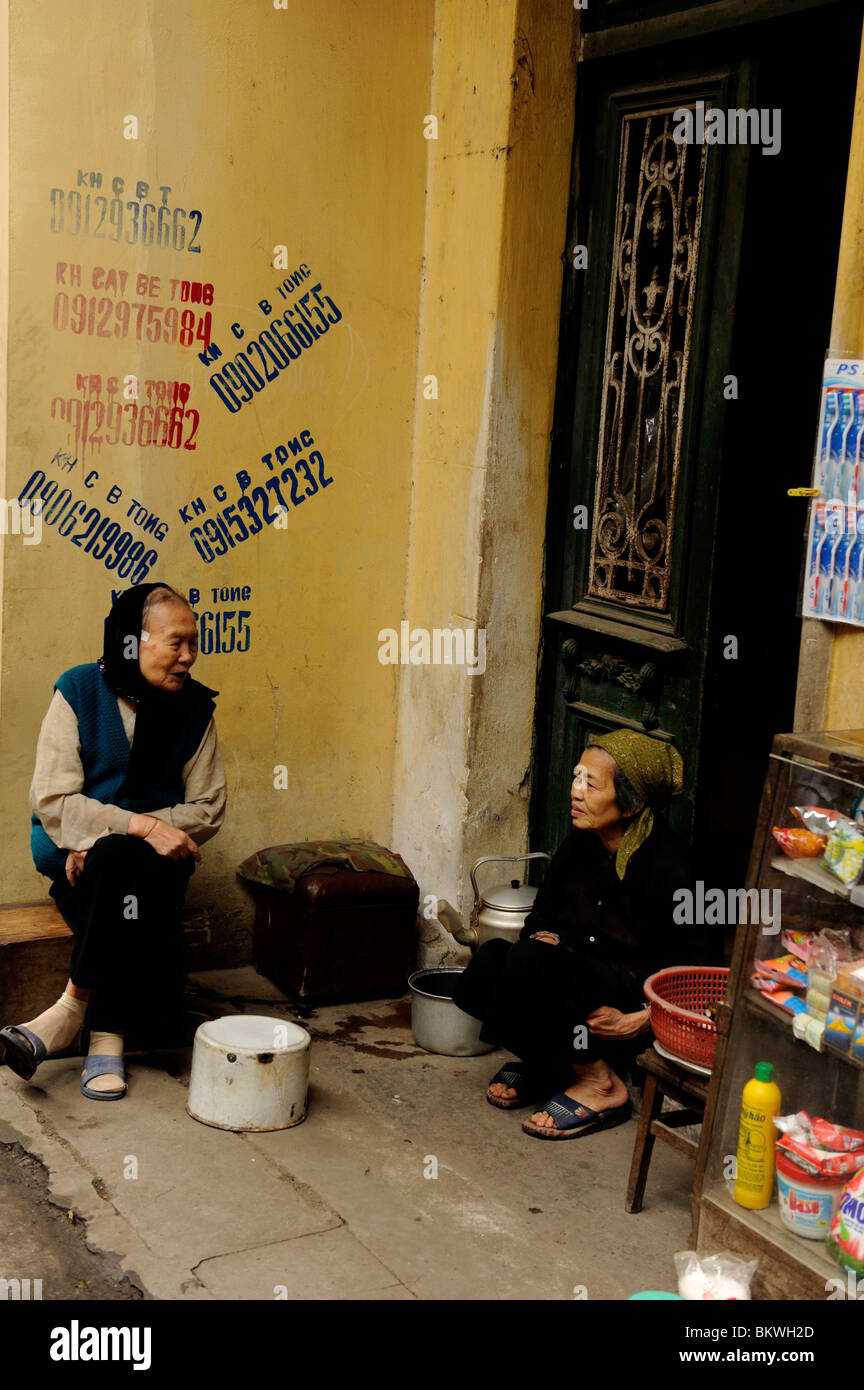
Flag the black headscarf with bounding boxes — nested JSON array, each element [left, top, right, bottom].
[[99, 583, 218, 804]]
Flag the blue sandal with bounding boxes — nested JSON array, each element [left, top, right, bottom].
[[0, 1025, 48, 1081], [521, 1092, 632, 1140], [81, 1054, 126, 1102], [486, 1062, 551, 1110]]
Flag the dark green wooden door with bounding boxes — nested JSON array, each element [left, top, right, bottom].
[[531, 6, 861, 883]]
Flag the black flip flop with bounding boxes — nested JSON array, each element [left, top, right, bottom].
[[522, 1092, 632, 1140], [0, 1025, 47, 1081]]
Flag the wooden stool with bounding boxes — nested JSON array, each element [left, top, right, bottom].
[[626, 1046, 710, 1241], [0, 899, 211, 1059]]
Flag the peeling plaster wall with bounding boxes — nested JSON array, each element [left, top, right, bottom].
[[392, 0, 576, 958]]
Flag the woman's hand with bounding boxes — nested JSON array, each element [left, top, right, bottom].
[[586, 1005, 651, 1039], [65, 850, 87, 886], [530, 931, 561, 946], [128, 813, 201, 862]]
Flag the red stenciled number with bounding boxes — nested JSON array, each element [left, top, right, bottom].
[[182, 410, 200, 450]]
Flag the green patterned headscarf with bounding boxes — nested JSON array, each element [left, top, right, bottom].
[[587, 730, 684, 880]]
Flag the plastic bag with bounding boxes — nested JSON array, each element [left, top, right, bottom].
[[826, 1166, 864, 1276], [674, 1250, 756, 1301], [772, 827, 826, 858]]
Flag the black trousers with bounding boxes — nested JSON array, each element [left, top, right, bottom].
[[451, 936, 642, 1073], [49, 834, 194, 1033]]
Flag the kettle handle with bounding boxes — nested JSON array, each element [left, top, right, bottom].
[[470, 852, 551, 900]]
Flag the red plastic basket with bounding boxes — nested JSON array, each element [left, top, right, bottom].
[[643, 966, 729, 1070]]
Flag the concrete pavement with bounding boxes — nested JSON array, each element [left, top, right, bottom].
[[0, 968, 695, 1300]]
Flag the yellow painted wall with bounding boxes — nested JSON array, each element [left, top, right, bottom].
[[392, 0, 576, 932], [0, 0, 433, 949], [0, 0, 577, 962]]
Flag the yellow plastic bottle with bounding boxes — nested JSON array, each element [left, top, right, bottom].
[[733, 1061, 782, 1210]]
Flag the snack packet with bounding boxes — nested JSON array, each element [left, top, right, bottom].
[[781, 930, 816, 962], [811, 1115, 864, 1153], [824, 818, 864, 886], [826, 1166, 864, 1276], [774, 1112, 864, 1178], [791, 806, 844, 838], [772, 826, 826, 858], [777, 1135, 864, 1179]]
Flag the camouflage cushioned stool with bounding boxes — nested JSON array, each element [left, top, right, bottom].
[[238, 839, 419, 1005]]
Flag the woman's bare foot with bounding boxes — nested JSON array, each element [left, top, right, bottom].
[[528, 1060, 628, 1130], [487, 1058, 527, 1103]]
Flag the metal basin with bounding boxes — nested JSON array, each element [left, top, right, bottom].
[[408, 968, 494, 1057]]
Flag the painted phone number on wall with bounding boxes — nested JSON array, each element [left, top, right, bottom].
[[52, 377, 198, 459], [207, 279, 342, 413], [50, 175, 202, 253], [18, 468, 159, 582], [179, 430, 333, 563], [53, 294, 211, 348]]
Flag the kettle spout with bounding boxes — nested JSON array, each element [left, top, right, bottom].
[[436, 898, 478, 949]]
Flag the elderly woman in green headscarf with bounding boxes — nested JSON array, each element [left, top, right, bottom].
[[452, 730, 697, 1140]]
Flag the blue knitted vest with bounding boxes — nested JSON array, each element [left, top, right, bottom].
[[30, 663, 215, 880]]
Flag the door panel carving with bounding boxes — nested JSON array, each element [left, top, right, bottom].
[[589, 107, 709, 613]]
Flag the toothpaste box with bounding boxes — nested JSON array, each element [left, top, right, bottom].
[[837, 960, 864, 1002], [825, 988, 864, 1061]]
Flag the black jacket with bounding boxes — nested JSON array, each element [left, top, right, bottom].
[[520, 820, 705, 1000]]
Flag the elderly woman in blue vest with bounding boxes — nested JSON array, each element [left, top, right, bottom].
[[0, 583, 226, 1100]]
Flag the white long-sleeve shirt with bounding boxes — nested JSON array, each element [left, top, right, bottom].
[[29, 688, 227, 853]]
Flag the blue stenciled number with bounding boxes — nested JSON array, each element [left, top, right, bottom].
[[233, 352, 265, 393], [310, 450, 334, 488], [270, 319, 301, 361], [187, 210, 202, 253], [250, 339, 279, 381], [92, 196, 107, 237], [49, 189, 64, 233], [284, 308, 314, 350], [220, 611, 237, 654], [237, 495, 263, 535], [189, 526, 215, 563], [221, 362, 252, 403], [311, 283, 341, 326], [209, 371, 242, 413], [295, 458, 319, 498], [17, 469, 46, 503], [198, 611, 213, 654]]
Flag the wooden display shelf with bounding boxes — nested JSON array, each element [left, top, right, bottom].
[[768, 854, 852, 900], [742, 986, 864, 1072], [693, 733, 864, 1299], [699, 1180, 845, 1300]]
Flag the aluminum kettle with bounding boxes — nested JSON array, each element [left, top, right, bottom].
[[468, 852, 551, 948]]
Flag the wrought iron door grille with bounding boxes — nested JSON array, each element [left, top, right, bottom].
[[588, 105, 708, 611]]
